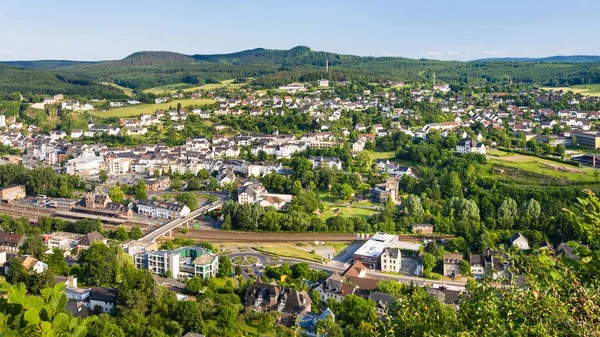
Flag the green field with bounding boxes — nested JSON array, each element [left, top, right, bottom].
[[371, 151, 396, 160], [482, 152, 600, 185], [100, 82, 135, 97], [90, 98, 215, 117], [143, 79, 245, 95], [321, 205, 379, 220], [253, 244, 325, 263], [542, 84, 600, 97]]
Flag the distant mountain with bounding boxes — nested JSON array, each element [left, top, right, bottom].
[[0, 60, 97, 70], [116, 51, 197, 66], [472, 55, 600, 63]]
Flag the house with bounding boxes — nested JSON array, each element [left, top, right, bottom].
[[244, 281, 312, 325], [342, 261, 368, 278], [411, 224, 433, 235], [482, 248, 509, 280], [455, 137, 486, 155], [315, 273, 347, 303], [380, 247, 401, 273], [368, 292, 395, 316], [317, 79, 329, 87], [557, 242, 579, 260], [77, 232, 107, 251], [89, 287, 118, 313], [470, 254, 485, 279], [298, 308, 334, 337], [371, 178, 399, 204], [278, 82, 306, 93], [136, 200, 190, 219], [353, 233, 400, 270], [0, 185, 26, 202], [510, 232, 530, 250], [0, 232, 25, 252], [22, 256, 48, 274], [442, 253, 462, 278], [134, 246, 218, 279], [308, 156, 342, 170]]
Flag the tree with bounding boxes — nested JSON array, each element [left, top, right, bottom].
[[46, 248, 68, 275], [310, 289, 322, 311], [76, 242, 119, 286], [87, 314, 125, 337], [129, 226, 143, 240], [498, 198, 518, 229], [21, 235, 46, 259], [7, 257, 28, 285], [404, 194, 424, 220], [170, 176, 183, 191], [421, 252, 436, 273], [109, 185, 125, 204], [316, 314, 343, 337], [217, 255, 232, 278], [216, 305, 237, 334], [459, 259, 472, 276], [99, 169, 109, 183], [337, 295, 377, 328], [556, 144, 566, 158], [173, 301, 204, 334], [133, 180, 147, 200], [443, 171, 463, 198], [113, 225, 129, 241], [340, 183, 355, 201], [176, 192, 199, 211], [256, 312, 275, 334], [290, 180, 303, 195]]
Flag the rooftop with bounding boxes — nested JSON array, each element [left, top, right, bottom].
[[354, 232, 398, 258]]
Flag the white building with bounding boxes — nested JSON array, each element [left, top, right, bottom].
[[353, 232, 400, 270], [89, 288, 118, 313], [136, 200, 190, 219], [134, 246, 218, 279], [108, 157, 132, 174], [66, 152, 103, 177], [455, 137, 486, 155]]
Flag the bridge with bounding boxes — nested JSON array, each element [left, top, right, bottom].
[[139, 196, 226, 243]]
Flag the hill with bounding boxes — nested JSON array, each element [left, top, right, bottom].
[[0, 60, 97, 70], [472, 55, 600, 63], [0, 64, 128, 98]]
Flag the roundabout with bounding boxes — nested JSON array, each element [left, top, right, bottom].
[[230, 254, 260, 266]]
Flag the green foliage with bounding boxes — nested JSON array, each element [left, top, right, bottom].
[[217, 255, 232, 278], [129, 226, 143, 240], [108, 185, 125, 204], [0, 282, 88, 337], [46, 248, 68, 276], [175, 192, 199, 211], [21, 235, 46, 259]]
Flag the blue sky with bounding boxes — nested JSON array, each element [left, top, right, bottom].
[[1, 0, 599, 61]]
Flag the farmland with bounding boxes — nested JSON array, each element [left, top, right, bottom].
[[100, 82, 135, 97], [143, 79, 245, 95], [542, 84, 600, 97], [90, 98, 216, 117]]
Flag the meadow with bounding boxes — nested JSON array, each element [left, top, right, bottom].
[[100, 82, 135, 97], [91, 98, 215, 117], [542, 84, 600, 97], [143, 79, 245, 95]]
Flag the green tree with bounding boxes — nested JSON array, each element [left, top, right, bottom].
[[176, 192, 199, 211], [170, 176, 183, 191], [216, 305, 237, 334], [46, 248, 68, 276], [421, 252, 436, 273], [316, 314, 343, 337], [310, 289, 322, 311], [337, 295, 378, 329], [113, 226, 129, 241], [404, 194, 424, 220], [99, 169, 109, 183], [498, 198, 518, 229], [217, 255, 232, 278], [173, 301, 204, 334], [21, 235, 46, 259], [7, 257, 28, 285], [129, 226, 143, 240], [86, 314, 125, 337], [290, 180, 303, 195], [555, 144, 566, 158], [133, 180, 147, 200], [256, 312, 275, 334], [109, 185, 125, 204]]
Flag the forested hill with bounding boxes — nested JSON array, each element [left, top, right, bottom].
[[3, 46, 600, 93], [0, 64, 128, 98], [0, 60, 98, 70], [473, 55, 600, 63]]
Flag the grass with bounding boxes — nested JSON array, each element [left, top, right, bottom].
[[542, 84, 600, 97], [482, 151, 600, 185], [371, 151, 396, 160], [90, 98, 215, 117], [205, 319, 275, 337], [143, 79, 245, 95], [253, 244, 325, 263], [321, 205, 379, 221], [100, 82, 135, 97]]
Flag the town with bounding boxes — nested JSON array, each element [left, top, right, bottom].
[[0, 73, 598, 336]]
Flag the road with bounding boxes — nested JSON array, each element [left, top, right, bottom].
[[139, 194, 227, 243]]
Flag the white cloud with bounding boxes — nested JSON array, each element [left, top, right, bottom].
[[447, 51, 460, 55], [484, 50, 511, 56], [420, 51, 442, 56]]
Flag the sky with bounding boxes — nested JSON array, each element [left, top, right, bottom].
[[1, 0, 599, 61]]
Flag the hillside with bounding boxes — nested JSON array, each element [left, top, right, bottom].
[[0, 64, 128, 98], [473, 55, 600, 63], [3, 46, 600, 94], [0, 60, 97, 70]]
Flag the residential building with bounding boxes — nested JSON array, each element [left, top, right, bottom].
[[44, 232, 84, 255], [470, 254, 485, 279], [22, 256, 48, 274], [298, 308, 334, 337], [371, 178, 399, 204], [66, 152, 103, 177], [0, 232, 25, 252], [136, 199, 190, 219], [353, 232, 400, 270], [380, 247, 401, 273], [77, 232, 108, 251], [455, 137, 486, 155], [0, 185, 26, 202], [368, 292, 395, 316], [278, 82, 306, 93], [308, 156, 342, 170], [108, 157, 131, 174], [510, 232, 530, 250], [244, 281, 312, 326], [442, 253, 462, 277], [482, 248, 509, 280], [89, 287, 118, 313], [134, 246, 218, 279]]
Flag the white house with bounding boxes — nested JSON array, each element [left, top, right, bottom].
[[89, 288, 118, 313], [456, 137, 486, 155], [510, 232, 530, 250], [136, 200, 190, 219]]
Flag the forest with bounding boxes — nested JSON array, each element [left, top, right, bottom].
[[3, 46, 600, 95]]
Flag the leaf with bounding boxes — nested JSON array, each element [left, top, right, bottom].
[[40, 288, 53, 301], [549, 270, 562, 281], [71, 326, 87, 337], [581, 256, 592, 263], [25, 297, 44, 312], [7, 286, 25, 305], [23, 310, 40, 325], [538, 254, 556, 267], [40, 321, 52, 333], [52, 313, 69, 331]]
